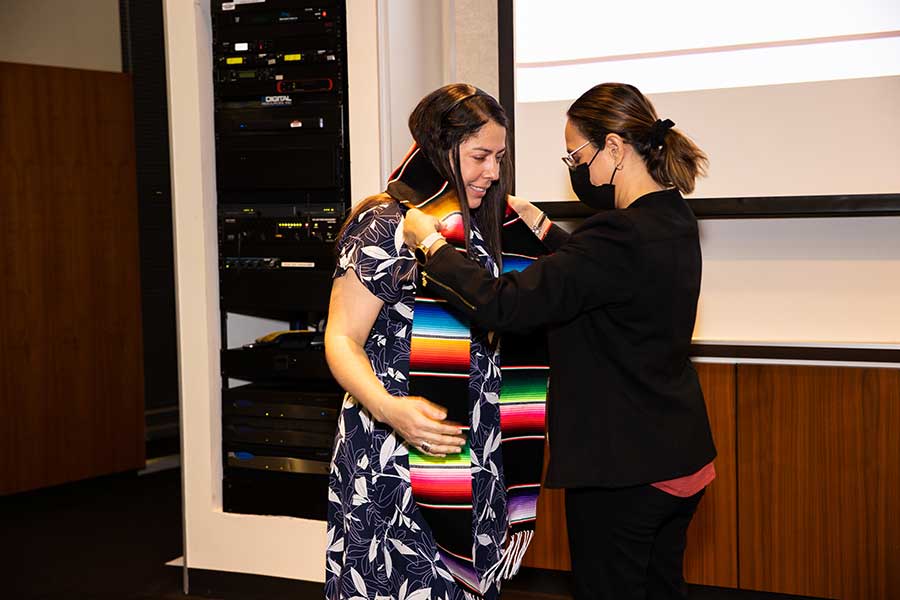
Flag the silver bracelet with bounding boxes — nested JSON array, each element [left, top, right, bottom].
[[531, 211, 547, 236]]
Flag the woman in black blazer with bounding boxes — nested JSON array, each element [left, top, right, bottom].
[[403, 83, 716, 600]]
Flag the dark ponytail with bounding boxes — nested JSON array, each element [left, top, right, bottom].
[[567, 83, 708, 194]]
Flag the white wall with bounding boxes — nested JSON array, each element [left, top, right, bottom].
[[379, 0, 446, 175], [0, 0, 122, 72], [164, 0, 383, 582], [452, 0, 499, 98], [696, 217, 900, 347], [377, 0, 500, 180], [515, 77, 900, 202]]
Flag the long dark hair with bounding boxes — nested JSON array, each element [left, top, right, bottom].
[[407, 83, 511, 264], [567, 83, 707, 194]]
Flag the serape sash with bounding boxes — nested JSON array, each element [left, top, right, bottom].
[[386, 145, 548, 598]]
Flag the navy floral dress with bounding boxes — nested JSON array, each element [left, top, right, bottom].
[[325, 200, 506, 600]]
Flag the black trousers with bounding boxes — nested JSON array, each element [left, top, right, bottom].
[[565, 484, 705, 600]]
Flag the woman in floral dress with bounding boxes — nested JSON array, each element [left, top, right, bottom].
[[323, 84, 518, 600]]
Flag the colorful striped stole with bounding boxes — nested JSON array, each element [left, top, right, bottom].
[[386, 146, 548, 598]]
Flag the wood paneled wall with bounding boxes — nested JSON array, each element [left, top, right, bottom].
[[0, 62, 145, 494], [738, 365, 900, 600], [684, 363, 738, 587], [517, 362, 899, 600], [521, 362, 739, 586], [521, 442, 571, 571]]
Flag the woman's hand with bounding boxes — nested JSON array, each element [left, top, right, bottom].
[[507, 194, 542, 229], [403, 208, 443, 249], [378, 394, 467, 456]]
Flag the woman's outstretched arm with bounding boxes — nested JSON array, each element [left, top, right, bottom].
[[325, 269, 467, 456]]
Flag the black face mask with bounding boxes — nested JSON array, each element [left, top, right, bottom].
[[569, 148, 618, 211]]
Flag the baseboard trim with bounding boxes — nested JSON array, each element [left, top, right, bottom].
[[181, 566, 571, 599], [504, 567, 572, 595], [179, 565, 827, 599], [185, 567, 323, 598]]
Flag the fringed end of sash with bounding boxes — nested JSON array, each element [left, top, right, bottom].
[[483, 529, 535, 585]]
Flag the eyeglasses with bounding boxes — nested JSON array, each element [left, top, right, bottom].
[[561, 140, 593, 170]]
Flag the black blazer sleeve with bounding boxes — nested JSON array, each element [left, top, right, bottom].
[[424, 212, 639, 332], [540, 222, 570, 252]]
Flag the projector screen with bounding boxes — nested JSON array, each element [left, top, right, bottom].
[[512, 0, 900, 202], [508, 1, 900, 353]]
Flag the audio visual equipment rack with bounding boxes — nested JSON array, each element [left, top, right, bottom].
[[212, 0, 350, 520]]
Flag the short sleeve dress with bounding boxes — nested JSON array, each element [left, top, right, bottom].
[[325, 200, 507, 600]]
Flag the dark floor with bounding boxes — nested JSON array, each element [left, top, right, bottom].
[[2, 467, 183, 599], [1, 466, 819, 600]]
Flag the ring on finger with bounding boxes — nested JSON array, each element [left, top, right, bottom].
[[420, 440, 431, 453]]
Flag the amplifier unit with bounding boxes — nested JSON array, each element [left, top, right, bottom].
[[226, 449, 331, 474], [215, 109, 338, 134], [216, 74, 335, 99], [224, 383, 342, 420], [216, 48, 336, 69], [222, 331, 332, 382], [218, 3, 334, 26], [214, 200, 347, 312], [216, 105, 341, 135], [217, 189, 344, 206], [221, 268, 333, 315], [223, 383, 341, 450], [216, 21, 339, 50], [225, 417, 335, 449], [218, 35, 336, 56], [218, 207, 343, 315], [216, 135, 340, 192], [223, 463, 329, 519], [220, 211, 341, 248]]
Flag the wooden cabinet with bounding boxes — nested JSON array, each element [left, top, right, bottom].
[[684, 363, 738, 587], [521, 362, 739, 586], [0, 63, 145, 494], [521, 445, 571, 571], [519, 363, 900, 600], [737, 365, 900, 600]]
